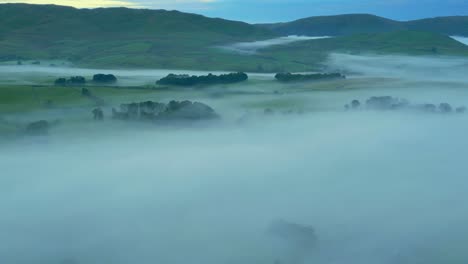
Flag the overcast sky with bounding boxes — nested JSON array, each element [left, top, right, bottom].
[[2, 0, 468, 22]]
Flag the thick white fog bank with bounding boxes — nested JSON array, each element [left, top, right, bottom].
[[220, 36, 331, 54], [2, 111, 468, 264], [451, 36, 468, 46], [3, 52, 468, 264], [327, 53, 468, 83]]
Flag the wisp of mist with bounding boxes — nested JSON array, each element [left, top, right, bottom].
[[2, 53, 468, 264]]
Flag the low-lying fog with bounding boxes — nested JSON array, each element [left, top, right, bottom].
[[219, 36, 330, 54], [2, 53, 468, 264], [451, 36, 468, 46], [327, 53, 468, 84]]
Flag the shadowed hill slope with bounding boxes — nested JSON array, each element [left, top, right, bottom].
[[259, 14, 404, 36], [258, 14, 468, 37], [0, 4, 278, 69], [407, 16, 468, 36]]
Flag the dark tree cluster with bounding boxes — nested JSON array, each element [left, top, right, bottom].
[[112, 100, 218, 121], [25, 120, 49, 136], [93, 74, 117, 83], [275, 72, 345, 82], [156, 72, 248, 86], [344, 96, 466, 114], [365, 96, 409, 110], [54, 76, 86, 86]]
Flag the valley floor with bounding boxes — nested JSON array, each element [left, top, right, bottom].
[[1, 53, 468, 264]]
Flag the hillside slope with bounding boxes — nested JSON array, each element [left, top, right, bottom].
[[260, 14, 404, 36], [0, 4, 278, 69], [259, 14, 468, 37], [407, 16, 468, 36], [1, 4, 468, 72], [262, 31, 468, 69]]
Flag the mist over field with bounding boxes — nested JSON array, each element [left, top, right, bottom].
[[328, 53, 468, 83], [219, 36, 330, 54], [2, 52, 468, 264], [0, 65, 274, 86], [451, 36, 468, 46]]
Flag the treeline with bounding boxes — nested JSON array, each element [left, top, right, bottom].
[[275, 72, 345, 82], [54, 76, 86, 86], [156, 72, 248, 86], [54, 74, 117, 86]]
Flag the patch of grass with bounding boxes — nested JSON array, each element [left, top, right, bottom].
[[0, 85, 160, 113]]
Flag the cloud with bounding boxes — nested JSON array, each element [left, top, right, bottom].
[[0, 0, 140, 8], [0, 0, 218, 9]]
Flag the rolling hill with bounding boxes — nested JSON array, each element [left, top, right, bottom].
[[1, 4, 468, 72], [259, 14, 404, 36], [407, 16, 468, 36], [258, 14, 468, 37], [0, 3, 281, 70]]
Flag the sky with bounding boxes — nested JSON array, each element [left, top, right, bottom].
[[1, 0, 468, 22]]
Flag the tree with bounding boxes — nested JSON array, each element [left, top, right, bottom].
[[93, 73, 117, 83], [54, 76, 86, 86], [68, 76, 86, 85], [54, 78, 67, 86], [81, 88, 91, 97]]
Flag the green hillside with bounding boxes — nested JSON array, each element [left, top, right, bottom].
[[258, 14, 468, 37], [1, 4, 468, 72], [263, 31, 468, 68], [259, 14, 404, 36], [0, 4, 284, 70], [407, 16, 468, 36]]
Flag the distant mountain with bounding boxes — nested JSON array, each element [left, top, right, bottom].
[[258, 14, 468, 37], [0, 4, 276, 69]]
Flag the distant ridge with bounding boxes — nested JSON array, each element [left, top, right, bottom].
[[258, 14, 468, 37]]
